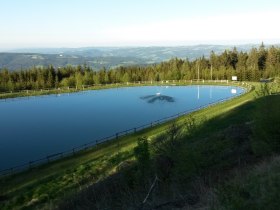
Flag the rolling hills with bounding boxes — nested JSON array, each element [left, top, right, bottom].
[[0, 45, 267, 71]]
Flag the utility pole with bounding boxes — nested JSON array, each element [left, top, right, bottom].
[[197, 59, 200, 81], [211, 64, 213, 81]]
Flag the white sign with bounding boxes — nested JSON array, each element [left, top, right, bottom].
[[232, 76, 237, 81]]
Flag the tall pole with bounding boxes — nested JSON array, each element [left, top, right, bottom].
[[211, 64, 213, 81], [197, 59, 200, 81]]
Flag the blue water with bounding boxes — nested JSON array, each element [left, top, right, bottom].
[[0, 85, 244, 170]]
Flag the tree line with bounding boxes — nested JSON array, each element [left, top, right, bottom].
[[0, 43, 280, 92]]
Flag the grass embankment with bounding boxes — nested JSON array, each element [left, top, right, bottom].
[[0, 82, 254, 210], [58, 83, 280, 210]]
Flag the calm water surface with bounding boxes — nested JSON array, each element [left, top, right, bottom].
[[0, 85, 244, 170]]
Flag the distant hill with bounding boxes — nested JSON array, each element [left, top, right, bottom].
[[0, 53, 149, 71], [1, 44, 275, 71]]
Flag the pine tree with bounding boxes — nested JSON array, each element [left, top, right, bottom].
[[55, 75, 59, 88], [229, 47, 238, 69], [46, 70, 53, 88], [247, 48, 259, 71], [258, 42, 267, 71]]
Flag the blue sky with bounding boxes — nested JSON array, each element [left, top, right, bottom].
[[0, 0, 280, 49]]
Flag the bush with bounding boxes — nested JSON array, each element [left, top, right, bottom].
[[134, 137, 151, 175]]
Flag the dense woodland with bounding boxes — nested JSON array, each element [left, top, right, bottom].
[[0, 44, 280, 92]]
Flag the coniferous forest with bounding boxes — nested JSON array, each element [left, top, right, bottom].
[[0, 44, 280, 92]]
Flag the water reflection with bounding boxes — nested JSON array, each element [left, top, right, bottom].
[[231, 89, 237, 94], [140, 94, 175, 103]]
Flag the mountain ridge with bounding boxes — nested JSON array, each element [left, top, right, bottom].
[[1, 44, 279, 71]]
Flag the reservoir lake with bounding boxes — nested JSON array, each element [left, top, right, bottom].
[[0, 85, 244, 170]]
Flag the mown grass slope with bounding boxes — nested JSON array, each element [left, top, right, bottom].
[[56, 84, 280, 210]]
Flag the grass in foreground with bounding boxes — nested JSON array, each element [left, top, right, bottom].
[[218, 155, 280, 210]]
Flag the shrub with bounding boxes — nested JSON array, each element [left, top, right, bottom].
[[134, 137, 151, 175]]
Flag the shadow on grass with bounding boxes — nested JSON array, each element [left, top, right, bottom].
[[57, 95, 280, 210]]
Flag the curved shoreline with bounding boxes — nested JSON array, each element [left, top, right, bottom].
[[0, 80, 251, 100]]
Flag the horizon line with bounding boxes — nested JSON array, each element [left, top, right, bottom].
[[2, 42, 280, 52]]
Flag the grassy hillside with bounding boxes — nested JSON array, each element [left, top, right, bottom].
[[58, 84, 280, 210], [0, 82, 279, 210]]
